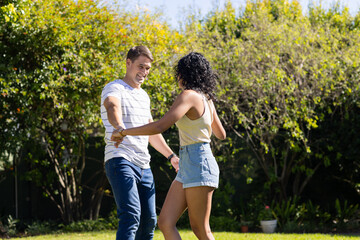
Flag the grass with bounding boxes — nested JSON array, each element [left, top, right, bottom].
[[16, 230, 360, 240]]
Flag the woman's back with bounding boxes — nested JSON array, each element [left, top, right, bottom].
[[175, 90, 213, 146]]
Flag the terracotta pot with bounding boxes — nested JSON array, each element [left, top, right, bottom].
[[241, 225, 249, 233]]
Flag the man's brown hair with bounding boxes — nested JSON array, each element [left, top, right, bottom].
[[126, 46, 153, 62]]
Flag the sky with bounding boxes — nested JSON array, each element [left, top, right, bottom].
[[102, 0, 360, 29]]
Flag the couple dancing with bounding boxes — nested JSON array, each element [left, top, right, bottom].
[[101, 46, 226, 240]]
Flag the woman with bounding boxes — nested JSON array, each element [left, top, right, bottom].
[[112, 52, 226, 240]]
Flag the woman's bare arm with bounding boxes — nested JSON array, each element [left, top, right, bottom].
[[120, 90, 197, 136], [210, 101, 226, 140]]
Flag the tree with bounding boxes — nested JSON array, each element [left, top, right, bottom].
[[0, 0, 187, 222], [188, 0, 360, 201]]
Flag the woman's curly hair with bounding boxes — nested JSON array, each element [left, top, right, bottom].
[[175, 52, 218, 100]]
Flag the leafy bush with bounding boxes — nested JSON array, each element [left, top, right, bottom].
[[334, 199, 359, 230], [281, 221, 302, 233], [272, 197, 299, 229], [0, 0, 188, 223], [3, 215, 19, 237], [25, 221, 54, 236], [212, 181, 236, 217], [210, 216, 241, 232], [176, 211, 242, 232], [189, 0, 360, 204], [61, 218, 115, 232]]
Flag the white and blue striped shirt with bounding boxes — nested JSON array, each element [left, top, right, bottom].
[[101, 79, 152, 169]]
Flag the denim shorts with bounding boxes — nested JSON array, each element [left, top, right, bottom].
[[175, 142, 219, 189]]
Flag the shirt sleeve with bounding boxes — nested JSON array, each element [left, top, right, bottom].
[[101, 82, 123, 104]]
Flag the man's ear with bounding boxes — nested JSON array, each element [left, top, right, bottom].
[[126, 58, 132, 67]]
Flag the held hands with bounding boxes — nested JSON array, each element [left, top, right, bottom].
[[111, 127, 179, 173], [111, 127, 125, 148]]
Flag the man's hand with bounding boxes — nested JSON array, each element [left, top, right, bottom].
[[111, 127, 125, 148], [170, 155, 180, 172]]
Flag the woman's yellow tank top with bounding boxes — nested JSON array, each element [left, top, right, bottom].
[[175, 94, 213, 146]]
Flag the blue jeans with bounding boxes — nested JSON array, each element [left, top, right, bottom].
[[105, 157, 157, 240]]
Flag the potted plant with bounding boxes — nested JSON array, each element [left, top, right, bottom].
[[239, 207, 252, 233], [240, 220, 250, 233], [258, 205, 277, 233]]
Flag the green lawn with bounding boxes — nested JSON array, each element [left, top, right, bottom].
[[17, 230, 360, 240]]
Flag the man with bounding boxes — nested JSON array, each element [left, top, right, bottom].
[[100, 46, 179, 240]]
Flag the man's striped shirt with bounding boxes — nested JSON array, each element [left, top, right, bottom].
[[100, 79, 152, 169]]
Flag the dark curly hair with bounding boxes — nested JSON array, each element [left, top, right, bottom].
[[175, 52, 218, 100]]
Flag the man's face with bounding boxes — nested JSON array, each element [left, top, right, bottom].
[[126, 55, 152, 88]]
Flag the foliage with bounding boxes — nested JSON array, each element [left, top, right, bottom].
[[1, 0, 360, 231], [1, 0, 120, 223], [0, 0, 187, 223], [272, 198, 359, 232], [258, 205, 275, 221], [61, 218, 115, 232], [298, 200, 332, 232], [3, 215, 19, 237], [212, 180, 236, 217], [271, 197, 299, 228], [334, 198, 359, 228], [209, 216, 241, 232], [25, 221, 55, 236], [187, 0, 360, 203], [242, 196, 358, 233]]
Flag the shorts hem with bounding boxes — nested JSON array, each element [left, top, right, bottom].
[[178, 179, 218, 189], [175, 176, 182, 183], [183, 182, 218, 188]]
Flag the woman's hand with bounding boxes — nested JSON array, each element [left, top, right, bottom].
[[170, 155, 180, 172]]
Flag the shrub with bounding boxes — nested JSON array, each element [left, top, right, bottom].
[[61, 218, 115, 232], [333, 199, 359, 231], [25, 221, 55, 236], [272, 197, 299, 229], [3, 215, 19, 237], [210, 216, 241, 232]]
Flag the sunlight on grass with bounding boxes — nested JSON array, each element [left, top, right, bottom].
[[18, 230, 360, 240]]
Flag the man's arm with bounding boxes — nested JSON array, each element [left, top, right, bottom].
[[104, 96, 125, 134], [149, 132, 179, 172]]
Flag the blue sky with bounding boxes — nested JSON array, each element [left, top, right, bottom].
[[102, 0, 360, 29]]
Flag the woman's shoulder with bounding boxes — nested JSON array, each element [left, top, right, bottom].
[[176, 90, 204, 108], [180, 89, 202, 98]]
